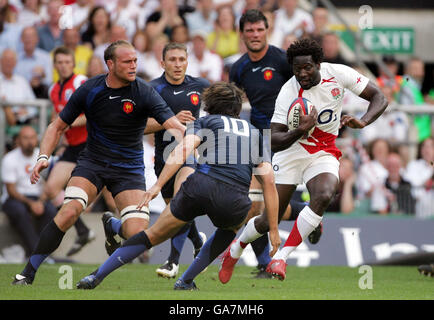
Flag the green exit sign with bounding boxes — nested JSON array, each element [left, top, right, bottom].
[[362, 27, 414, 54]]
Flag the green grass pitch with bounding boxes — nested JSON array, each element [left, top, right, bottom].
[[0, 264, 432, 300]]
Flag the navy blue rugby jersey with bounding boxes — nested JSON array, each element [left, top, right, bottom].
[[229, 45, 292, 130], [188, 114, 271, 190], [59, 74, 175, 172], [149, 74, 210, 164]]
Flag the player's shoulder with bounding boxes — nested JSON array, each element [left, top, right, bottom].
[[267, 45, 287, 59], [72, 74, 88, 89], [80, 74, 105, 90], [320, 62, 355, 76], [230, 53, 251, 72], [185, 75, 211, 89]]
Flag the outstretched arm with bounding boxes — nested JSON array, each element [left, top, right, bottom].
[[138, 134, 201, 208], [254, 162, 281, 257], [341, 81, 388, 129], [30, 116, 69, 184]]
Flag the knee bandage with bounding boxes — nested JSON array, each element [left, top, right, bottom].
[[120, 205, 150, 223], [63, 186, 89, 210], [248, 189, 264, 202]]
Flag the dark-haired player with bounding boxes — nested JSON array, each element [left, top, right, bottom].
[[12, 40, 185, 285], [228, 9, 318, 277], [76, 82, 280, 290], [146, 42, 210, 278], [220, 38, 388, 282]]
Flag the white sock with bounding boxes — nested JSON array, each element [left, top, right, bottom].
[[273, 206, 322, 261], [230, 216, 263, 259]]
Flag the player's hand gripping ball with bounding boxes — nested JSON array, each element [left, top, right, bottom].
[[287, 97, 315, 136]]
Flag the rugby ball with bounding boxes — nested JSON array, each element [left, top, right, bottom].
[[287, 97, 314, 134]]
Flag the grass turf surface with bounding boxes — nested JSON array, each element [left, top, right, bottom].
[[0, 264, 432, 300]]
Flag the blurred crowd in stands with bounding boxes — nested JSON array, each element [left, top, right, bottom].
[[0, 0, 433, 218]]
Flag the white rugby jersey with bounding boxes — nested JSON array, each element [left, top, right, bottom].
[[271, 63, 369, 160]]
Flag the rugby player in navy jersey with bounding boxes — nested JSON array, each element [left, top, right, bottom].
[[12, 40, 185, 285], [119, 42, 209, 278], [76, 82, 280, 290], [228, 9, 321, 278]]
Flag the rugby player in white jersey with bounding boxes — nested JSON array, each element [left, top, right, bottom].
[[219, 38, 388, 283]]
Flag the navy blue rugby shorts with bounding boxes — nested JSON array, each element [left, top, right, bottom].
[[170, 172, 251, 229], [71, 153, 146, 197]]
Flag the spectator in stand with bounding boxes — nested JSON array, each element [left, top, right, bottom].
[[54, 28, 93, 82], [0, 4, 23, 53], [187, 30, 223, 83], [170, 23, 190, 44], [37, 0, 63, 52], [15, 26, 52, 87], [404, 137, 434, 219], [1, 126, 56, 257], [145, 0, 187, 41], [70, 0, 92, 31], [0, 0, 17, 23], [271, 0, 314, 48], [93, 24, 128, 71], [262, 10, 279, 47], [132, 30, 149, 77], [185, 0, 216, 36], [281, 32, 297, 52], [376, 55, 402, 99], [384, 152, 415, 215], [321, 32, 348, 65], [142, 33, 169, 79], [359, 85, 409, 147], [86, 54, 106, 78], [309, 6, 329, 45], [326, 156, 357, 214], [357, 138, 391, 214], [207, 5, 239, 59], [107, 0, 141, 40], [400, 57, 431, 141], [0, 49, 38, 129], [16, 0, 45, 27], [81, 6, 111, 50]]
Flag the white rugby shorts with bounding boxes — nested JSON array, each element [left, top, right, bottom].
[[272, 151, 340, 185]]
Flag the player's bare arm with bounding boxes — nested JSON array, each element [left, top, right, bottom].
[[270, 107, 318, 153], [144, 111, 195, 135], [138, 134, 201, 209], [254, 162, 280, 257], [30, 117, 69, 184], [340, 81, 388, 129], [69, 114, 86, 127]]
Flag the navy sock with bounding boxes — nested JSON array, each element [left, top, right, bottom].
[[22, 220, 65, 280], [109, 217, 123, 236], [187, 220, 203, 250], [289, 200, 308, 220], [251, 234, 271, 267], [168, 222, 191, 264], [95, 231, 152, 280], [181, 228, 235, 283]]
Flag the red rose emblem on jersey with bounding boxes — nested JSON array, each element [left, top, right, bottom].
[[123, 101, 134, 114], [331, 88, 341, 100], [190, 93, 199, 106], [264, 69, 273, 81]]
